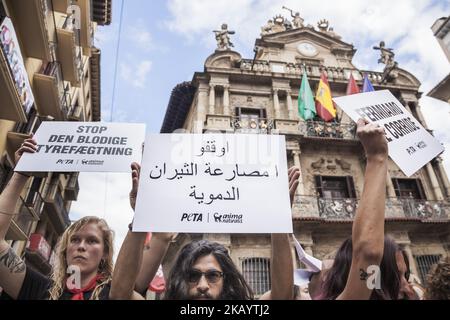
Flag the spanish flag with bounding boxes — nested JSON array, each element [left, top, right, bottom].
[[315, 72, 336, 122]]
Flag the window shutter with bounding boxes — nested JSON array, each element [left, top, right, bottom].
[[346, 176, 356, 199], [416, 179, 426, 200], [392, 178, 400, 197], [315, 176, 323, 197]]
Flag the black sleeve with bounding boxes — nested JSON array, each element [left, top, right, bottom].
[[16, 267, 51, 300], [97, 282, 111, 300]]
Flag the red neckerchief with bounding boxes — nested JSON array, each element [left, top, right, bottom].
[[67, 274, 102, 300]]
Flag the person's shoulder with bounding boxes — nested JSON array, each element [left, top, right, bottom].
[[18, 267, 51, 300]]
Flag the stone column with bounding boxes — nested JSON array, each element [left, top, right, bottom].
[[304, 244, 313, 256], [435, 157, 450, 198], [286, 90, 295, 120], [209, 83, 216, 114], [386, 171, 397, 198], [223, 84, 230, 116], [292, 150, 305, 195], [273, 89, 281, 119], [426, 163, 444, 200], [414, 104, 429, 129], [195, 85, 209, 133], [402, 244, 420, 283]]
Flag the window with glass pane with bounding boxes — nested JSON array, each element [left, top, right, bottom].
[[414, 254, 442, 284], [392, 178, 425, 199], [315, 176, 356, 199], [241, 257, 271, 296]]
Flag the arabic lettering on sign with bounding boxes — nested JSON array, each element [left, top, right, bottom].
[[196, 140, 230, 158], [149, 162, 278, 205], [150, 163, 277, 180]]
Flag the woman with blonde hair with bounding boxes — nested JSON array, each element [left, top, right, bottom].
[[0, 137, 114, 300]]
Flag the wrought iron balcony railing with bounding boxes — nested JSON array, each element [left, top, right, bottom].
[[232, 117, 274, 134], [400, 198, 448, 220], [292, 195, 449, 221], [318, 197, 358, 220], [299, 121, 357, 140]]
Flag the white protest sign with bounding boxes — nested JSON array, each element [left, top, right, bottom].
[[133, 134, 293, 233], [15, 122, 146, 172], [333, 90, 444, 177], [294, 269, 315, 287], [293, 235, 322, 272]]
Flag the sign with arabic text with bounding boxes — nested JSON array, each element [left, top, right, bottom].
[[133, 134, 293, 233]]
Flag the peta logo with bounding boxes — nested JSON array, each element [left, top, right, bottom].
[[180, 213, 203, 222], [56, 159, 74, 165]]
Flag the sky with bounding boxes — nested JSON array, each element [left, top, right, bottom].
[[70, 0, 450, 258]]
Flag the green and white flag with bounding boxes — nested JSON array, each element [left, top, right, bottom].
[[298, 69, 316, 120]]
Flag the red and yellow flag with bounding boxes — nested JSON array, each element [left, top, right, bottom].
[[315, 72, 336, 122]]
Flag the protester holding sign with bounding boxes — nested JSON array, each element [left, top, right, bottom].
[[110, 163, 298, 300], [0, 138, 136, 300], [315, 119, 390, 300]]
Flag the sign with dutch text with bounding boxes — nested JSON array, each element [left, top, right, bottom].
[[133, 134, 293, 233], [333, 90, 444, 177], [14, 122, 146, 172]]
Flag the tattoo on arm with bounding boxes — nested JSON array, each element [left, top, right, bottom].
[[0, 248, 26, 274], [359, 269, 369, 281]]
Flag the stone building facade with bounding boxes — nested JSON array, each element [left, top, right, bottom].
[[0, 0, 111, 278], [161, 13, 450, 295]]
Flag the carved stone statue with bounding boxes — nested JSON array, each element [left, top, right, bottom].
[[317, 19, 330, 32], [261, 19, 274, 36], [213, 23, 235, 51], [373, 41, 396, 67], [373, 41, 399, 83], [272, 15, 287, 33], [282, 6, 304, 28]]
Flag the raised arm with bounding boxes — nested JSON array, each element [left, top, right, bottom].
[[110, 162, 146, 300], [134, 232, 174, 295], [337, 119, 388, 300], [0, 137, 36, 299], [267, 167, 299, 300]]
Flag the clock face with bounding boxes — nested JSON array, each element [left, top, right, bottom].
[[297, 42, 318, 57]]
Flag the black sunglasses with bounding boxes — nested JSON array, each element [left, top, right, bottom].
[[187, 269, 224, 284]]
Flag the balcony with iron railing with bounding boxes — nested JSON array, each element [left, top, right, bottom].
[[64, 173, 80, 201], [57, 14, 81, 86], [232, 117, 274, 134], [44, 178, 71, 234], [6, 0, 53, 62], [292, 195, 449, 222], [7, 197, 38, 241], [24, 188, 46, 220], [33, 61, 67, 120], [299, 121, 358, 141], [238, 59, 381, 84], [205, 113, 358, 141]]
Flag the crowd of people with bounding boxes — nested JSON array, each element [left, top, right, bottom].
[[0, 120, 448, 300]]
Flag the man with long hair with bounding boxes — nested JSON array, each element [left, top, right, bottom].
[[110, 164, 299, 300]]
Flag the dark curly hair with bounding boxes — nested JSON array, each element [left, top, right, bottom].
[[163, 240, 254, 300], [424, 256, 450, 300]]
